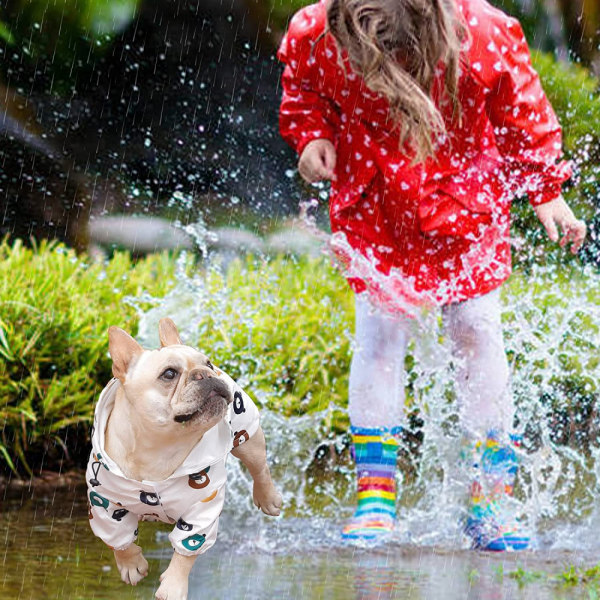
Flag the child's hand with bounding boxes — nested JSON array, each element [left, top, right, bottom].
[[533, 195, 587, 254], [298, 139, 336, 183]]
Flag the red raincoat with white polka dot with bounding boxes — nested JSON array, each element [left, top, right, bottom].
[[278, 0, 571, 310]]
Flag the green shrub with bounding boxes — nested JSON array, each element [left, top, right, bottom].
[[0, 241, 354, 476], [532, 53, 600, 155], [509, 53, 600, 267], [503, 268, 600, 405], [152, 255, 354, 417], [0, 239, 176, 475], [532, 51, 600, 218]]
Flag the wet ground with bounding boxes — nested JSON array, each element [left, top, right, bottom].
[[1, 489, 598, 600]]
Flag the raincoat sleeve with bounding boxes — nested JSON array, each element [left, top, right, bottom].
[[86, 457, 139, 551], [168, 488, 224, 556], [471, 10, 572, 206], [88, 495, 139, 551], [278, 7, 341, 156]]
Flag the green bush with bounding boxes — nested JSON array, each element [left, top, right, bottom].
[[532, 51, 600, 217], [503, 268, 600, 394], [152, 255, 354, 417], [532, 53, 600, 155], [509, 53, 600, 267], [0, 241, 354, 476], [0, 239, 176, 475]]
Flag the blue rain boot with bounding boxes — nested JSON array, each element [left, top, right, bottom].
[[464, 431, 530, 551]]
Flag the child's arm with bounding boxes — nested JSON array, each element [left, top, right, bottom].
[[471, 9, 586, 252], [278, 6, 340, 182]]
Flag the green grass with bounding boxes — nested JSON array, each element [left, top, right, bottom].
[[0, 241, 354, 475], [505, 563, 600, 595]]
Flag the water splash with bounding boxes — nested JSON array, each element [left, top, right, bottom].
[[126, 227, 600, 554]]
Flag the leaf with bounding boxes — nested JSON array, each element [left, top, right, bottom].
[[0, 318, 14, 361], [0, 20, 15, 45], [0, 443, 17, 474]]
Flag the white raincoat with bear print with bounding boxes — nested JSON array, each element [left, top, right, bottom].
[[86, 375, 260, 556]]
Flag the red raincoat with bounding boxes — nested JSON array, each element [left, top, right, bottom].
[[278, 0, 571, 309]]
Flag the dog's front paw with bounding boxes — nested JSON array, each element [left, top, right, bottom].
[[114, 543, 149, 586], [155, 568, 189, 600], [253, 480, 283, 516]]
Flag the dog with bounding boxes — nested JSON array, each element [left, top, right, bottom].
[[86, 317, 282, 600]]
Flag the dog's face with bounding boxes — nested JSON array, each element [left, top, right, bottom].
[[108, 318, 232, 435]]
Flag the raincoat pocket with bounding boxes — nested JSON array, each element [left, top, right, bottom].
[[418, 153, 506, 238], [418, 191, 492, 238], [329, 157, 379, 215], [330, 169, 377, 214]]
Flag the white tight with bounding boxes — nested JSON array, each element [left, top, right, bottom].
[[348, 289, 514, 437]]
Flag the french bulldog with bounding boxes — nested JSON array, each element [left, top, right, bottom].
[[86, 317, 282, 600]]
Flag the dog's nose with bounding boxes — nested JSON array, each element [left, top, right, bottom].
[[187, 368, 215, 384]]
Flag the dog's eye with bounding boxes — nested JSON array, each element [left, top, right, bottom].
[[206, 360, 214, 370], [160, 368, 178, 381]]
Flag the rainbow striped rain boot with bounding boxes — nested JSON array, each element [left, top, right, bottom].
[[464, 431, 530, 551], [341, 426, 400, 541]]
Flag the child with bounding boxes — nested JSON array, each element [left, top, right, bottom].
[[278, 0, 586, 551]]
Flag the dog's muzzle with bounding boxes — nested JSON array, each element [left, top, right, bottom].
[[173, 377, 232, 423]]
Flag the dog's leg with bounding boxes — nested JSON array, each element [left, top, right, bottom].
[[113, 543, 149, 585], [231, 426, 283, 516], [155, 552, 197, 600]]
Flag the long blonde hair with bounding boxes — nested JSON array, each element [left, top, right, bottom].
[[326, 0, 465, 161]]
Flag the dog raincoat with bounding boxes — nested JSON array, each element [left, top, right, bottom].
[[86, 376, 260, 556]]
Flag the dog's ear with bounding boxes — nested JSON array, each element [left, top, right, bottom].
[[158, 317, 182, 347], [108, 327, 144, 382]]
